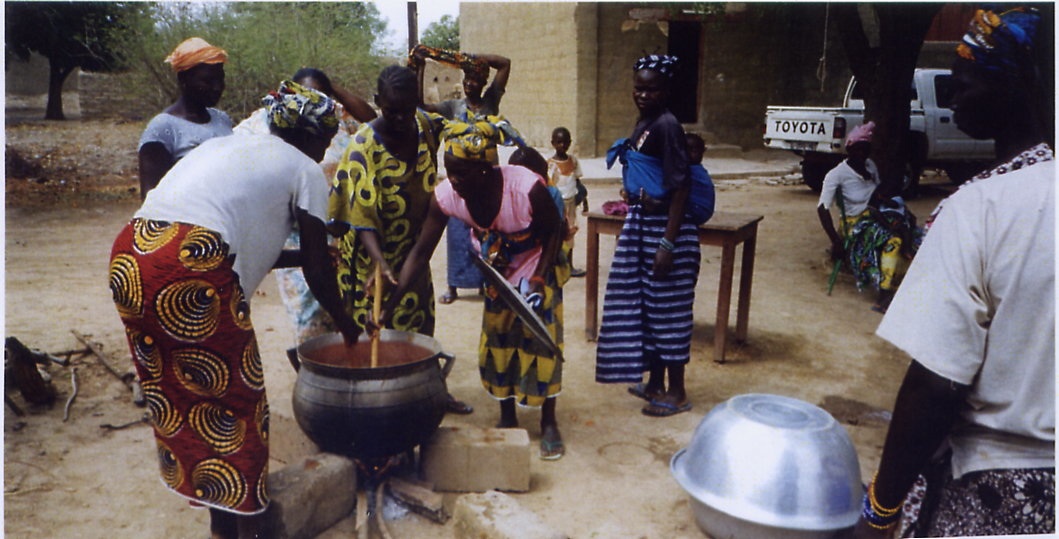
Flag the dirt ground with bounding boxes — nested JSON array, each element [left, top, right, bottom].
[[4, 118, 958, 538]]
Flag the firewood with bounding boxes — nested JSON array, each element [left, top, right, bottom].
[[5, 337, 57, 405], [5, 395, 25, 417], [70, 330, 144, 407], [387, 477, 450, 523], [69, 330, 125, 382], [100, 413, 149, 430], [63, 367, 78, 422]]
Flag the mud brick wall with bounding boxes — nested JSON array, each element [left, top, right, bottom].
[[461, 2, 597, 154], [594, 4, 670, 156], [460, 3, 853, 155]]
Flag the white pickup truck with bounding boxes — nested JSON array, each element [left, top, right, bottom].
[[763, 68, 994, 191]]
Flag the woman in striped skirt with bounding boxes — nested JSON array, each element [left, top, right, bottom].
[[595, 54, 701, 417]]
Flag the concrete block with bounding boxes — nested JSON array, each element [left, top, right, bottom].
[[453, 490, 567, 539], [420, 426, 531, 492], [264, 453, 357, 539]]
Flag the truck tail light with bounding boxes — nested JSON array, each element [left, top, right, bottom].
[[832, 118, 847, 141]]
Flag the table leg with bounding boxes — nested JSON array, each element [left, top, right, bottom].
[[736, 229, 757, 342], [714, 242, 736, 363], [585, 220, 601, 341]]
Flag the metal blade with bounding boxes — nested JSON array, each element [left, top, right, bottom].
[[472, 256, 562, 361]]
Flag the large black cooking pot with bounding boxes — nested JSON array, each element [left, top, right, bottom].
[[291, 330, 454, 460]]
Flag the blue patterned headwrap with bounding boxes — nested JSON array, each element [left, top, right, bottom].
[[634, 54, 679, 78], [956, 6, 1040, 76]]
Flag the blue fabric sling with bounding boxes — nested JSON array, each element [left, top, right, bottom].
[[607, 138, 715, 225]]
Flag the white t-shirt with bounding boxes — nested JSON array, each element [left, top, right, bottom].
[[547, 155, 583, 200], [135, 134, 329, 296], [138, 108, 233, 161], [817, 158, 879, 216], [876, 160, 1055, 478]]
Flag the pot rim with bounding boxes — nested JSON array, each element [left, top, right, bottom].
[[296, 330, 448, 378]]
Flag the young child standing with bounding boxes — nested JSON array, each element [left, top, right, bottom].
[[547, 127, 587, 277]]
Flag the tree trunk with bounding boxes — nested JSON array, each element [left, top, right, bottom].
[[868, 5, 940, 194], [834, 3, 942, 195], [45, 63, 74, 121]]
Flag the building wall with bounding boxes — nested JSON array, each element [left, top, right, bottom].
[[461, 2, 594, 153], [459, 2, 834, 155], [594, 4, 670, 155]]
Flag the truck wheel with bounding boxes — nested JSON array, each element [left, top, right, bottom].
[[801, 162, 830, 192]]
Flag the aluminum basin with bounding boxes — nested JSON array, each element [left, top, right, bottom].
[[671, 394, 862, 536]]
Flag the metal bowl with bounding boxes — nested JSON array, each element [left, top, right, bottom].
[[670, 394, 862, 538]]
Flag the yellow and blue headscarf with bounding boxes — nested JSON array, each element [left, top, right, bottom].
[[262, 80, 339, 137], [441, 115, 525, 163], [956, 6, 1040, 76]]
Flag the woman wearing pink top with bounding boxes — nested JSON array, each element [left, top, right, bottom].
[[377, 118, 567, 460]]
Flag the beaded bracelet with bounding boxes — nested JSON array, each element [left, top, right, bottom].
[[658, 237, 675, 251], [861, 474, 901, 530], [862, 494, 900, 530], [868, 472, 902, 517]]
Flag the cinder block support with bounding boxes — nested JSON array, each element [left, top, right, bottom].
[[264, 453, 357, 539], [420, 426, 531, 492], [453, 490, 568, 539]]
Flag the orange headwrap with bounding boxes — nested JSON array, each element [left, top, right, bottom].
[[164, 37, 227, 72]]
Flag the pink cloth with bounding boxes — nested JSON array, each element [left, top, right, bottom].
[[602, 200, 629, 216], [434, 165, 544, 284], [845, 121, 875, 147]]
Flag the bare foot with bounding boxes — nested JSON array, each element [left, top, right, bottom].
[[539, 423, 564, 460]]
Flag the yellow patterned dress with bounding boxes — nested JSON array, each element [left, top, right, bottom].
[[328, 110, 446, 335], [109, 219, 269, 515]]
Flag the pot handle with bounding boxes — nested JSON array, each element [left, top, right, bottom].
[[286, 347, 300, 372], [438, 352, 455, 379]]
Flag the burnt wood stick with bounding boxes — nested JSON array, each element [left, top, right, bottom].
[[70, 330, 127, 383], [71, 330, 143, 405], [63, 367, 78, 422]]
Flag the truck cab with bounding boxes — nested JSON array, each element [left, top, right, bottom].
[[764, 68, 994, 191]]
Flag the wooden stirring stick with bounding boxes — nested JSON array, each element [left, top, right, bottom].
[[371, 263, 382, 368]]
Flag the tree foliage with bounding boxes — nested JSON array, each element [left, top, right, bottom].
[[115, 2, 388, 121], [420, 14, 459, 50], [6, 2, 138, 119]]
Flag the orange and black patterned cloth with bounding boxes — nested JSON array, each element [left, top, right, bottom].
[[109, 218, 269, 515]]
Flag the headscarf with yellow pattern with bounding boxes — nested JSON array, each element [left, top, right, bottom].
[[262, 80, 339, 137], [956, 6, 1040, 77], [441, 116, 525, 163], [409, 44, 491, 82]]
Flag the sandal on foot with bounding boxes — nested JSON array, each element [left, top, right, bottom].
[[539, 437, 565, 461], [445, 395, 473, 415], [570, 268, 586, 278], [627, 383, 660, 402], [438, 291, 457, 305], [642, 400, 692, 417]]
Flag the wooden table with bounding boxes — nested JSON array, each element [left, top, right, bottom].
[[584, 211, 764, 363]]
